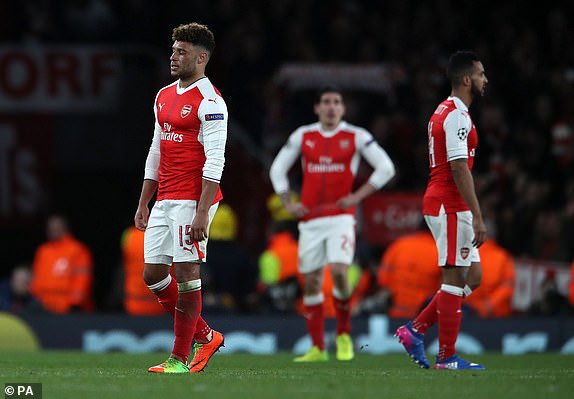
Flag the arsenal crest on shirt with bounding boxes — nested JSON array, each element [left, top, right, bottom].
[[181, 104, 193, 118], [339, 139, 350, 149]]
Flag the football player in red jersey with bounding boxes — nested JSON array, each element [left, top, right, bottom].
[[134, 23, 226, 374], [269, 86, 396, 362], [395, 51, 488, 371]]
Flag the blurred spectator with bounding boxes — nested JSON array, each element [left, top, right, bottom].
[[528, 269, 571, 316], [463, 238, 516, 318], [30, 215, 94, 314], [0, 264, 42, 313], [202, 204, 258, 313], [526, 208, 571, 262], [258, 192, 301, 312], [120, 226, 164, 315], [376, 227, 441, 318]]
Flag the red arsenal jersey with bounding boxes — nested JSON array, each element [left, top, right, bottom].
[[270, 121, 395, 222], [148, 77, 227, 202], [299, 124, 357, 220], [283, 122, 383, 221], [423, 96, 478, 215]]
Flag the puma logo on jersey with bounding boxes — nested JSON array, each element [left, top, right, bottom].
[[305, 140, 315, 148], [207, 98, 218, 103]]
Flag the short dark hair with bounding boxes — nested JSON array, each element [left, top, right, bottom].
[[446, 51, 480, 87], [314, 85, 343, 104], [172, 22, 215, 54]]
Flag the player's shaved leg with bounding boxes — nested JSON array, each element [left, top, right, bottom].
[[144, 263, 177, 316], [171, 261, 202, 364], [143, 263, 170, 285], [329, 263, 349, 294], [303, 268, 323, 296], [437, 265, 465, 360], [441, 265, 466, 287], [330, 263, 352, 335], [301, 268, 326, 352], [330, 262, 354, 360], [465, 261, 482, 291]]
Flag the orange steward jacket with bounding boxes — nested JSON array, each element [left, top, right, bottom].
[[378, 231, 441, 318], [122, 227, 165, 315], [30, 234, 93, 313], [464, 239, 515, 318]]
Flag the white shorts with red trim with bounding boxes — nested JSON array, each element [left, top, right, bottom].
[[298, 214, 356, 273], [424, 206, 480, 267], [144, 200, 219, 265]]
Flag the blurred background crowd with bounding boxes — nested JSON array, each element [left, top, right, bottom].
[[1, 0, 574, 317]]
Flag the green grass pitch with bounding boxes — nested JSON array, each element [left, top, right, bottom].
[[1, 351, 573, 399]]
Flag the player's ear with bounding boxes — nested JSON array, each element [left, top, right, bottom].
[[462, 74, 472, 87], [198, 51, 209, 65]]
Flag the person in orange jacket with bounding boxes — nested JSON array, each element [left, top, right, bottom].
[[30, 215, 94, 313], [259, 193, 302, 312], [121, 226, 165, 315], [377, 229, 441, 319], [464, 238, 515, 317]]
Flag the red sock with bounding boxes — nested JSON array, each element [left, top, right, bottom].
[[412, 290, 440, 334], [154, 276, 177, 316], [437, 290, 463, 360], [333, 297, 351, 335], [153, 277, 211, 343], [303, 303, 324, 350], [172, 289, 202, 363], [193, 317, 212, 343]]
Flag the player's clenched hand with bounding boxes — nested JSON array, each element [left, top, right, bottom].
[[472, 217, 487, 248], [190, 210, 209, 241], [134, 206, 150, 231], [285, 202, 309, 219]]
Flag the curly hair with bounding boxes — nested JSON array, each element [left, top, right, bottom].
[[172, 23, 215, 54]]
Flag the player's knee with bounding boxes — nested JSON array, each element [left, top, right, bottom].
[[142, 267, 169, 286], [303, 275, 322, 295], [332, 274, 347, 293], [466, 262, 482, 290]]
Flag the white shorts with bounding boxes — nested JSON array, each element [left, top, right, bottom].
[[298, 214, 356, 273], [424, 208, 480, 267], [144, 200, 219, 265]]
